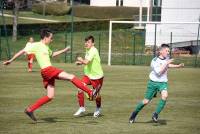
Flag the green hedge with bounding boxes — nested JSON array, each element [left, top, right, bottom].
[[73, 6, 147, 19], [32, 2, 70, 16], [0, 20, 133, 36]]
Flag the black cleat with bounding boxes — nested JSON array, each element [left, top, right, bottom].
[[152, 112, 158, 123], [129, 111, 137, 123], [24, 109, 37, 122]]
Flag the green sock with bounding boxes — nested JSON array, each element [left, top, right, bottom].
[[155, 99, 166, 114], [135, 101, 145, 113]]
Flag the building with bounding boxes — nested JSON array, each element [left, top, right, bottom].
[[145, 0, 200, 54]]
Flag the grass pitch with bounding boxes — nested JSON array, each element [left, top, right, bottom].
[[0, 62, 200, 134]]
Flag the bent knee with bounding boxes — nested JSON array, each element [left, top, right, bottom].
[[143, 99, 150, 105], [161, 91, 168, 100]]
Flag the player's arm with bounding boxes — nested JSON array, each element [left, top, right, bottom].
[[153, 59, 174, 75], [169, 63, 184, 68], [52, 46, 70, 57], [3, 49, 26, 65], [76, 57, 90, 65]]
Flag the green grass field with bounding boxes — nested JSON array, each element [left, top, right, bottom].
[[0, 62, 200, 134]]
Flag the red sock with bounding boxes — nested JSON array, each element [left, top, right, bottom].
[[28, 62, 32, 71], [78, 92, 84, 107], [71, 77, 92, 94], [27, 96, 51, 112], [96, 96, 101, 108]]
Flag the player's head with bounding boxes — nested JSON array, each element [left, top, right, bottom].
[[84, 35, 94, 49], [158, 44, 170, 58], [40, 28, 53, 44], [29, 37, 34, 43]]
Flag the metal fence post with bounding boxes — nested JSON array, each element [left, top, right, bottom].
[[153, 24, 157, 57], [170, 32, 173, 58], [195, 21, 200, 67], [70, 0, 74, 63], [132, 33, 136, 65]]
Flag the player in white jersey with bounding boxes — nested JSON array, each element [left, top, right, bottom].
[[129, 44, 184, 123]]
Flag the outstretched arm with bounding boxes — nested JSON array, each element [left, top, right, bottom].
[[169, 63, 184, 68], [52, 46, 70, 57], [3, 49, 26, 65]]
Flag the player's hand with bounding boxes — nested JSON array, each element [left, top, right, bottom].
[[77, 57, 83, 61], [75, 61, 82, 65], [179, 63, 184, 67], [3, 60, 11, 65], [65, 46, 71, 51]]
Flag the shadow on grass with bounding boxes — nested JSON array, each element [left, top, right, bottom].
[[74, 112, 104, 118], [134, 119, 168, 126], [34, 117, 69, 124]]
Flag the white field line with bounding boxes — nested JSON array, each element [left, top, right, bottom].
[[1, 13, 61, 22]]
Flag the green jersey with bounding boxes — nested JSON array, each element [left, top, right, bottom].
[[24, 41, 52, 69], [84, 46, 103, 79]]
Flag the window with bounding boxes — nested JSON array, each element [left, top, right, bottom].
[[120, 0, 123, 6], [153, 0, 162, 7], [116, 0, 119, 6]]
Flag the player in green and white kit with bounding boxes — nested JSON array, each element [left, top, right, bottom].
[[129, 44, 184, 123], [74, 35, 104, 117]]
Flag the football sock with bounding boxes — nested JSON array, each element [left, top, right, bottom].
[[78, 92, 84, 107], [27, 96, 51, 112], [135, 101, 145, 113], [71, 77, 92, 94], [96, 96, 101, 108], [155, 99, 166, 114], [28, 62, 32, 70]]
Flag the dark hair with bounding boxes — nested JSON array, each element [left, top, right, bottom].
[[161, 44, 169, 48], [85, 35, 94, 43], [40, 28, 52, 39]]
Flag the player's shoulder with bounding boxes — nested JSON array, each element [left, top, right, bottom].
[[152, 57, 158, 62]]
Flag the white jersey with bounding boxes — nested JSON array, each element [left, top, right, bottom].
[[149, 57, 168, 82]]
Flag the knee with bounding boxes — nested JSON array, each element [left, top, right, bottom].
[[143, 99, 150, 105], [161, 92, 168, 100], [47, 94, 54, 99]]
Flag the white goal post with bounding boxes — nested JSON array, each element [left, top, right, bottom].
[[108, 21, 200, 66]]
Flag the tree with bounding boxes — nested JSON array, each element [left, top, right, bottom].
[[12, 0, 21, 42]]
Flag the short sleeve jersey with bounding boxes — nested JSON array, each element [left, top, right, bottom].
[[84, 46, 104, 79], [149, 57, 168, 82], [25, 42, 33, 54], [24, 41, 52, 69]]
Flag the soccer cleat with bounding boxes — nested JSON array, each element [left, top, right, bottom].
[[93, 108, 101, 118], [24, 109, 37, 122], [129, 111, 137, 123], [152, 112, 158, 123], [73, 107, 86, 116]]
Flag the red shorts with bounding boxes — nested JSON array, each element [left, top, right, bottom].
[[41, 66, 63, 89], [27, 54, 35, 61], [81, 75, 104, 93]]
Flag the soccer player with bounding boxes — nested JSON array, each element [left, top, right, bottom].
[[3, 28, 97, 122], [25, 37, 35, 72], [74, 35, 104, 117], [129, 44, 184, 123]]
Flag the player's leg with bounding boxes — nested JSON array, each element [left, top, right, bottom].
[[58, 71, 97, 100], [152, 89, 168, 122], [27, 54, 34, 72], [74, 76, 90, 116], [91, 78, 103, 117], [129, 80, 155, 123], [25, 84, 54, 121]]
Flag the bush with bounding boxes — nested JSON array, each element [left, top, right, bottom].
[[73, 6, 147, 19], [32, 2, 71, 16]]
